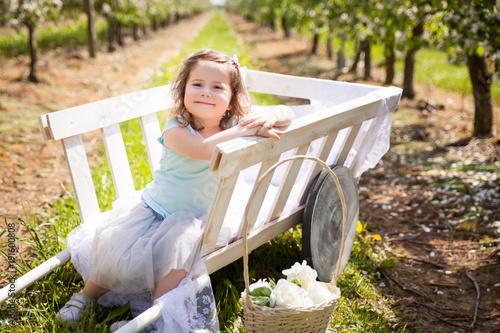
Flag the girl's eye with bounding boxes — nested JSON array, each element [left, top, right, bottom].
[[214, 85, 223, 90], [193, 83, 202, 87]]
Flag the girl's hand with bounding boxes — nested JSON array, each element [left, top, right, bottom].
[[240, 114, 283, 139], [239, 111, 278, 131], [254, 124, 283, 139], [240, 105, 293, 139], [237, 123, 282, 139]]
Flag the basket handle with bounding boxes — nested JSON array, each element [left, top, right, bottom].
[[243, 155, 347, 308]]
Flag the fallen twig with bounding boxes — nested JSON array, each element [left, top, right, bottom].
[[353, 288, 381, 312], [391, 251, 446, 269], [465, 270, 481, 328], [425, 307, 478, 331], [409, 257, 445, 269], [398, 240, 434, 248], [367, 255, 433, 301]]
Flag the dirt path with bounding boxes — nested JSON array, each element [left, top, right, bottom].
[[0, 12, 213, 224], [227, 13, 500, 333]]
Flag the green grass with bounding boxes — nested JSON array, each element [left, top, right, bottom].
[[0, 18, 108, 58], [0, 11, 406, 332]]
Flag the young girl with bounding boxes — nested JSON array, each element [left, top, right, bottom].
[[57, 49, 293, 331]]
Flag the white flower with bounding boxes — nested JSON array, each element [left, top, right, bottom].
[[241, 278, 272, 298], [307, 282, 333, 304], [250, 278, 272, 291], [270, 280, 314, 308], [282, 260, 317, 291]]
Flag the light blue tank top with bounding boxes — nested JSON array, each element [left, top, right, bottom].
[[143, 118, 219, 218]]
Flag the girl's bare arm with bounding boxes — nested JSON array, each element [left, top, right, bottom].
[[163, 124, 262, 160]]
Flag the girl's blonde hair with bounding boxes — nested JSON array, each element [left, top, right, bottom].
[[170, 49, 250, 131]]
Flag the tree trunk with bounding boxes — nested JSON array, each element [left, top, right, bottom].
[[27, 22, 39, 83], [349, 47, 361, 74], [84, 0, 97, 58], [133, 24, 139, 41], [337, 35, 346, 71], [467, 54, 493, 137], [267, 18, 275, 31], [281, 16, 291, 38], [402, 46, 418, 99], [402, 20, 424, 99], [326, 35, 333, 59], [106, 16, 116, 52], [117, 22, 124, 46], [385, 45, 396, 85], [362, 39, 371, 80], [1, 0, 7, 26], [311, 33, 319, 55]]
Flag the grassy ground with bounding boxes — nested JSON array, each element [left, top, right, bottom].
[[1, 9, 499, 333]]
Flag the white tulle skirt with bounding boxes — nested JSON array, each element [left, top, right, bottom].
[[66, 191, 219, 332]]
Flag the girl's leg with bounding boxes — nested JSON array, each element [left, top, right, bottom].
[[82, 278, 109, 300], [152, 269, 187, 304]]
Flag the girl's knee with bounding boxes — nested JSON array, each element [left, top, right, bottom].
[[153, 269, 187, 301]]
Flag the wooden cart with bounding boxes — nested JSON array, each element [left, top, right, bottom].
[[0, 69, 401, 332]]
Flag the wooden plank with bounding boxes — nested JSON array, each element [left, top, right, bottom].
[[0, 249, 70, 303], [245, 70, 312, 99], [115, 305, 162, 333], [214, 96, 382, 178], [46, 85, 172, 141], [236, 155, 280, 238], [38, 114, 52, 140], [204, 205, 303, 274], [62, 135, 100, 223], [209, 146, 223, 172], [335, 123, 362, 166], [102, 124, 135, 198], [140, 113, 162, 175], [268, 143, 310, 221], [200, 173, 239, 256]]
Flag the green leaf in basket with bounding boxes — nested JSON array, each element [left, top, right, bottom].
[[249, 286, 272, 306], [268, 277, 276, 289], [249, 286, 272, 297], [250, 295, 270, 306]]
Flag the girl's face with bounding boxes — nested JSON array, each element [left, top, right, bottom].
[[184, 61, 232, 127]]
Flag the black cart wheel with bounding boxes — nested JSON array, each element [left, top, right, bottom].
[[302, 165, 359, 282]]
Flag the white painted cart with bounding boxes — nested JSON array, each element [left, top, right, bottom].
[[0, 69, 401, 332]]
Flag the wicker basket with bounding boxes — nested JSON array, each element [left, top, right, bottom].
[[240, 156, 347, 333]]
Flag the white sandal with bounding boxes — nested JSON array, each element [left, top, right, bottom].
[[56, 291, 95, 323], [110, 320, 129, 332]]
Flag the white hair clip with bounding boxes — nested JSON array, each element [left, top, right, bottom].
[[231, 55, 240, 68]]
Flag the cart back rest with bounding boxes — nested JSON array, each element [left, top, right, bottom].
[[39, 69, 402, 274]]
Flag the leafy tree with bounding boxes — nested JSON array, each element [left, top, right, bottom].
[[399, 1, 437, 99], [366, 0, 409, 85], [60, 0, 97, 57], [148, 0, 170, 31], [1, 0, 8, 25], [434, 0, 499, 137], [8, 0, 63, 82]]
